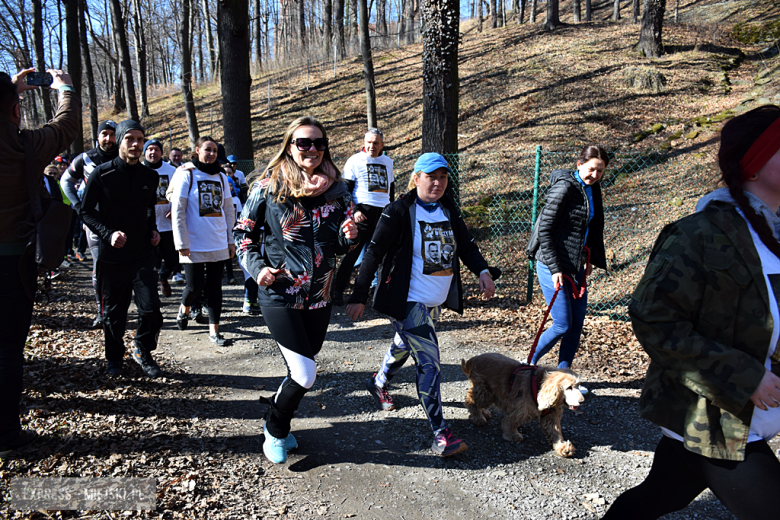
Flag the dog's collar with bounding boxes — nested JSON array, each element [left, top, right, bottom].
[[509, 364, 551, 416]]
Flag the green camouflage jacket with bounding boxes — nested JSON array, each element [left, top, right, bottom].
[[630, 200, 771, 461]]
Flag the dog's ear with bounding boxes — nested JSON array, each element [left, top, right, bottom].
[[536, 370, 567, 410]]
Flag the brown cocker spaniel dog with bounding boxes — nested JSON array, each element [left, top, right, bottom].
[[461, 353, 584, 457]]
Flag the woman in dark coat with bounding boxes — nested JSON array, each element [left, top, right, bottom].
[[526, 145, 608, 368]]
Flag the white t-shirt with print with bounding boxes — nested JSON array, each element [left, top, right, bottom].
[[406, 206, 456, 307], [154, 161, 177, 233], [171, 166, 231, 253], [342, 152, 394, 207]]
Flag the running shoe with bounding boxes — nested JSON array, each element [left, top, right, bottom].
[[242, 299, 252, 314], [172, 273, 186, 285], [263, 432, 287, 464], [284, 432, 298, 451], [365, 373, 395, 411], [49, 270, 61, 280], [209, 333, 229, 346], [106, 359, 123, 376], [74, 252, 85, 261], [176, 308, 189, 330], [92, 314, 103, 329], [431, 429, 468, 456], [0, 429, 37, 458], [131, 347, 162, 378], [195, 306, 209, 324], [160, 279, 172, 298]]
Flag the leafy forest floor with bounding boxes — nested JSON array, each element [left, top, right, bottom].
[[3, 1, 780, 518]]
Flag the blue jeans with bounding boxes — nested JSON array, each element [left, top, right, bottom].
[[0, 254, 36, 444], [532, 262, 587, 369]]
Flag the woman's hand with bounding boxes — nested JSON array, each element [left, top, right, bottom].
[[750, 369, 780, 411], [354, 210, 367, 223], [479, 272, 495, 299], [179, 248, 190, 257], [257, 267, 281, 287], [228, 244, 236, 259], [346, 303, 365, 321], [551, 272, 564, 290], [342, 219, 358, 240]]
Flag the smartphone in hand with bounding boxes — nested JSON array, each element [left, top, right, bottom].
[[25, 72, 53, 87]]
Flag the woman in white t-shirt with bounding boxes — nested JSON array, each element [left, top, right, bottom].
[[171, 136, 236, 346], [346, 153, 497, 457]]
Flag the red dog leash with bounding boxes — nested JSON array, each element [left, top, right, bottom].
[[526, 247, 590, 364]]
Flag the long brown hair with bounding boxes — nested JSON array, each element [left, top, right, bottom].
[[719, 104, 780, 257], [258, 115, 341, 203], [578, 144, 610, 167], [190, 136, 219, 163]]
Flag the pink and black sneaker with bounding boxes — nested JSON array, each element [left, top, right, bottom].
[[432, 429, 468, 456], [365, 373, 395, 411]]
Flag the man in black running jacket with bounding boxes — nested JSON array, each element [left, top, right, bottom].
[[80, 120, 164, 378]]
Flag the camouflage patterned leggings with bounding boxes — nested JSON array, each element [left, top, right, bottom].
[[374, 302, 447, 435]]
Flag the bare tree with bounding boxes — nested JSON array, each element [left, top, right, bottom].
[[79, 0, 98, 143], [573, 0, 581, 23], [334, 0, 346, 58], [323, 0, 332, 56], [477, 0, 483, 31], [490, 0, 496, 28], [586, 0, 591, 21], [544, 0, 561, 30], [218, 0, 253, 158], [358, 0, 377, 127], [421, 0, 459, 155], [637, 0, 666, 57], [633, 0, 639, 23], [202, 0, 217, 77], [613, 0, 621, 21], [31, 0, 52, 122], [63, 0, 83, 154], [109, 0, 139, 121], [131, 0, 150, 118], [180, 0, 200, 148], [530, 0, 537, 23]]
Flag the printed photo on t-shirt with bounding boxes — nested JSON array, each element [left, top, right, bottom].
[[367, 164, 389, 193], [198, 180, 223, 217], [420, 221, 455, 276], [157, 175, 169, 205]]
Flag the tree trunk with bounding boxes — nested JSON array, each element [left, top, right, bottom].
[[404, 0, 416, 44], [109, 0, 139, 121], [421, 0, 459, 156], [637, 0, 666, 57], [131, 0, 150, 118], [358, 0, 377, 128], [297, 0, 307, 52], [490, 0, 496, 28], [513, 0, 522, 23], [32, 0, 53, 122], [180, 0, 200, 148], [499, 0, 505, 27], [218, 0, 253, 159], [530, 0, 537, 23], [544, 0, 561, 30], [323, 0, 332, 57], [334, 0, 346, 58], [203, 0, 217, 78], [585, 0, 592, 22], [63, 0, 83, 154], [477, 0, 483, 31], [613, 0, 621, 21], [674, 0, 678, 23], [573, 0, 581, 22], [79, 0, 98, 144], [632, 0, 639, 23]]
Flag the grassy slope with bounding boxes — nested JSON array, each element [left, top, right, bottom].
[[101, 0, 778, 168]]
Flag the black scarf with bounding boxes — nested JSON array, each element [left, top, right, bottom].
[[142, 159, 163, 170], [193, 158, 222, 174]]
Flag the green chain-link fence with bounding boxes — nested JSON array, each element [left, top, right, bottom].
[[237, 149, 717, 320]]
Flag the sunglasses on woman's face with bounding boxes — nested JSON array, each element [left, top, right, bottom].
[[291, 137, 329, 151]]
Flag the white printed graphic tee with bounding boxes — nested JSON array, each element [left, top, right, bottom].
[[343, 152, 394, 207], [407, 206, 456, 307], [154, 161, 177, 232]]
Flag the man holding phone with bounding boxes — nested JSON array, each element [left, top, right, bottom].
[[0, 68, 80, 457]]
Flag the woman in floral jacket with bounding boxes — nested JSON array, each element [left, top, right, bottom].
[[234, 116, 357, 464]]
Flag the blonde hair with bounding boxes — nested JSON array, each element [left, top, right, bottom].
[[256, 115, 341, 203], [406, 168, 449, 191]]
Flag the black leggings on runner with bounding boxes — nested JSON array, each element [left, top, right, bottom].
[[602, 435, 780, 520], [260, 305, 332, 439], [181, 262, 223, 324]]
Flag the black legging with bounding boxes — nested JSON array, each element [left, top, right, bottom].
[[602, 435, 780, 520], [181, 262, 223, 324], [260, 305, 332, 439]]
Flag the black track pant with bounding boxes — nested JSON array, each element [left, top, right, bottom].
[[260, 305, 332, 439], [333, 205, 383, 294], [98, 255, 163, 363], [154, 230, 179, 281], [181, 262, 223, 324], [602, 435, 780, 520]]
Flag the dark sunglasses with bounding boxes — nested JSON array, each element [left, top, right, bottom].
[[291, 137, 329, 152]]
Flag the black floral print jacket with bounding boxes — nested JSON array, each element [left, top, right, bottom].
[[234, 177, 358, 309]]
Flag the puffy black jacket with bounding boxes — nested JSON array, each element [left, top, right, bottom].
[[348, 189, 490, 321], [526, 169, 606, 276]]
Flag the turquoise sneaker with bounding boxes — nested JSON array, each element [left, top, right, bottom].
[[242, 299, 252, 314], [285, 433, 298, 451], [263, 432, 287, 464]]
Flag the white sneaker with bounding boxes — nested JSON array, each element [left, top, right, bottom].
[[172, 273, 186, 284]]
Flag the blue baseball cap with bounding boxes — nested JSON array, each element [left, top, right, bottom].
[[413, 153, 453, 175], [143, 138, 162, 154], [226, 155, 238, 163]]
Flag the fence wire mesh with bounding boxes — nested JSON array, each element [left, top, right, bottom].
[[242, 149, 717, 320]]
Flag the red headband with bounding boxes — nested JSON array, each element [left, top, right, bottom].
[[740, 117, 780, 180]]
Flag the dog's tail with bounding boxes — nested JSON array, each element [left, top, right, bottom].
[[461, 358, 471, 377]]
